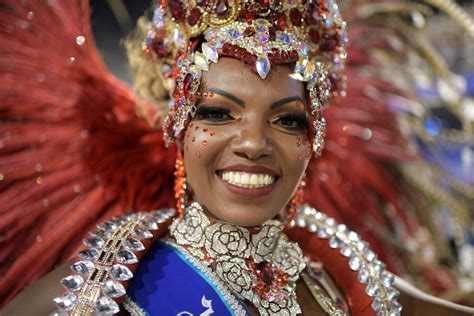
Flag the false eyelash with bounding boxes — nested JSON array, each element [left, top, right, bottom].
[[195, 105, 232, 121], [277, 113, 310, 128]]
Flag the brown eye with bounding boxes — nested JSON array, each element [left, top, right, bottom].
[[195, 106, 233, 122], [272, 114, 309, 132]]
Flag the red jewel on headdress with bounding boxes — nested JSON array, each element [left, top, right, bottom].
[[170, 0, 184, 21], [239, 9, 255, 23], [275, 12, 287, 30], [289, 8, 303, 26], [243, 26, 256, 37], [187, 8, 201, 26], [309, 27, 320, 44], [256, 261, 274, 285], [216, 0, 229, 17]]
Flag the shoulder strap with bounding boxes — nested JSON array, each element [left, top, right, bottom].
[[51, 209, 176, 315]]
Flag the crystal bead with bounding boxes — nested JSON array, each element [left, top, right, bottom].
[[78, 248, 99, 261], [132, 227, 153, 239], [123, 238, 145, 251], [97, 221, 118, 232], [60, 275, 84, 291], [116, 249, 138, 264], [53, 292, 77, 310], [194, 52, 209, 71], [152, 213, 168, 224], [347, 231, 359, 241], [372, 260, 386, 275], [102, 280, 126, 298], [391, 300, 402, 313], [324, 226, 335, 236], [329, 236, 340, 248], [202, 43, 218, 63], [90, 229, 110, 239], [349, 256, 362, 271], [381, 271, 395, 287], [364, 249, 376, 262], [83, 237, 104, 249], [386, 287, 400, 300], [110, 264, 133, 281], [358, 267, 369, 284], [307, 222, 317, 232], [256, 56, 270, 79], [340, 244, 352, 257], [140, 220, 158, 231], [96, 296, 120, 315], [371, 297, 383, 312], [70, 260, 94, 275], [317, 228, 329, 239], [355, 240, 366, 251], [295, 215, 306, 228], [365, 280, 380, 297]]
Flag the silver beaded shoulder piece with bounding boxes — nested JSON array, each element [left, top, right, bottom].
[[295, 204, 402, 316], [50, 208, 176, 316]]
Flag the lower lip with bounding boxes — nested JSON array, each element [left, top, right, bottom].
[[217, 175, 278, 198]]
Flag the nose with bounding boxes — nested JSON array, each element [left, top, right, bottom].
[[231, 119, 273, 161]]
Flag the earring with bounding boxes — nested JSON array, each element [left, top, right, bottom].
[[286, 175, 306, 229], [174, 150, 187, 219]]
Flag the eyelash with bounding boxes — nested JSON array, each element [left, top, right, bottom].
[[195, 106, 233, 122], [272, 113, 309, 132]]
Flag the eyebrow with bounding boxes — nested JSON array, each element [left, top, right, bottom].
[[206, 87, 245, 108], [205, 88, 305, 110], [270, 96, 306, 110]]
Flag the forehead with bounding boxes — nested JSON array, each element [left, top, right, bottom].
[[201, 57, 306, 104]]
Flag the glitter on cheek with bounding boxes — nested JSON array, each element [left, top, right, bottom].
[[236, 117, 242, 122], [296, 101, 302, 108], [210, 131, 216, 136], [192, 137, 196, 142], [203, 128, 208, 132], [195, 152, 202, 159], [195, 126, 199, 130], [202, 140, 208, 146]]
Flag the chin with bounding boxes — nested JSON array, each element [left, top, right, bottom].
[[207, 202, 282, 227]]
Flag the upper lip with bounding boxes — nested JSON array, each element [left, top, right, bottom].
[[217, 164, 279, 177]]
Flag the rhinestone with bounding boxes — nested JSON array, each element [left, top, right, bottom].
[[78, 248, 99, 261], [70, 260, 94, 275], [329, 236, 340, 248], [202, 43, 218, 63], [83, 237, 104, 249], [97, 221, 118, 232], [358, 267, 370, 284], [256, 56, 270, 79], [60, 275, 84, 291], [372, 260, 386, 275], [348, 231, 359, 241], [123, 238, 145, 251], [355, 240, 366, 251], [365, 280, 380, 297], [340, 244, 352, 257], [371, 297, 383, 311], [194, 52, 209, 71], [53, 292, 77, 310], [132, 227, 153, 239], [110, 264, 133, 281], [324, 226, 335, 235], [96, 296, 120, 315], [381, 271, 395, 287], [295, 216, 306, 228], [89, 229, 110, 239], [140, 220, 159, 230], [349, 256, 362, 271], [289, 73, 304, 81], [325, 218, 336, 226], [307, 222, 317, 232], [116, 249, 138, 264], [317, 228, 329, 239], [364, 249, 376, 262], [391, 300, 402, 313], [102, 280, 126, 298], [387, 287, 400, 300]]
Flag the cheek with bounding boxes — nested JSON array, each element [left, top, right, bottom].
[[183, 122, 222, 163], [291, 135, 312, 161]]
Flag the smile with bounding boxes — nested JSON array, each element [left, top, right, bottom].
[[220, 171, 276, 188]]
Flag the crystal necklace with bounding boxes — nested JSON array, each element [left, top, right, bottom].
[[169, 202, 306, 315]]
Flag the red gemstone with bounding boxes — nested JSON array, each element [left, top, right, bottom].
[[289, 8, 303, 26], [222, 42, 232, 54], [216, 0, 228, 17], [187, 8, 201, 26], [183, 73, 192, 95], [256, 262, 274, 285], [309, 27, 320, 43], [275, 12, 286, 30], [268, 53, 275, 63], [243, 26, 255, 37], [289, 49, 299, 61], [244, 54, 257, 65], [271, 48, 281, 63], [239, 9, 255, 22], [152, 40, 167, 57], [305, 3, 321, 25], [170, 0, 184, 21], [281, 51, 289, 62], [321, 39, 337, 52]]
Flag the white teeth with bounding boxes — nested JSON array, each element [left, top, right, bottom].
[[220, 171, 276, 188]]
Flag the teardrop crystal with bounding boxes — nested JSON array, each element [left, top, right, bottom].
[[102, 280, 126, 298], [256, 56, 270, 79], [116, 249, 138, 264], [95, 296, 120, 315], [83, 236, 104, 249], [123, 238, 145, 251], [60, 275, 84, 291], [53, 292, 77, 311], [70, 260, 95, 275], [110, 264, 133, 281], [78, 248, 99, 261], [201, 43, 218, 63], [194, 52, 209, 71], [132, 227, 153, 239]]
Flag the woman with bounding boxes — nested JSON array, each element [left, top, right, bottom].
[[2, 0, 474, 315]]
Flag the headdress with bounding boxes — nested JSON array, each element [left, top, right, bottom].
[[143, 0, 347, 156]]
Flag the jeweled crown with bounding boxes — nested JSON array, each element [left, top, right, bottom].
[[143, 0, 347, 156]]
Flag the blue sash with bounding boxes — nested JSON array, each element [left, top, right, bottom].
[[127, 241, 248, 315]]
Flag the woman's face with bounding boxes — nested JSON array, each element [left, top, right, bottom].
[[182, 57, 311, 226]]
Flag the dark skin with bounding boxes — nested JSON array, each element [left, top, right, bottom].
[[3, 58, 471, 316]]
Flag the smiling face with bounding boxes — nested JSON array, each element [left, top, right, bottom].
[[182, 57, 312, 226]]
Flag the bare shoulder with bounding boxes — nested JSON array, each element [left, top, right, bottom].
[[1, 260, 72, 316], [395, 276, 474, 316]]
